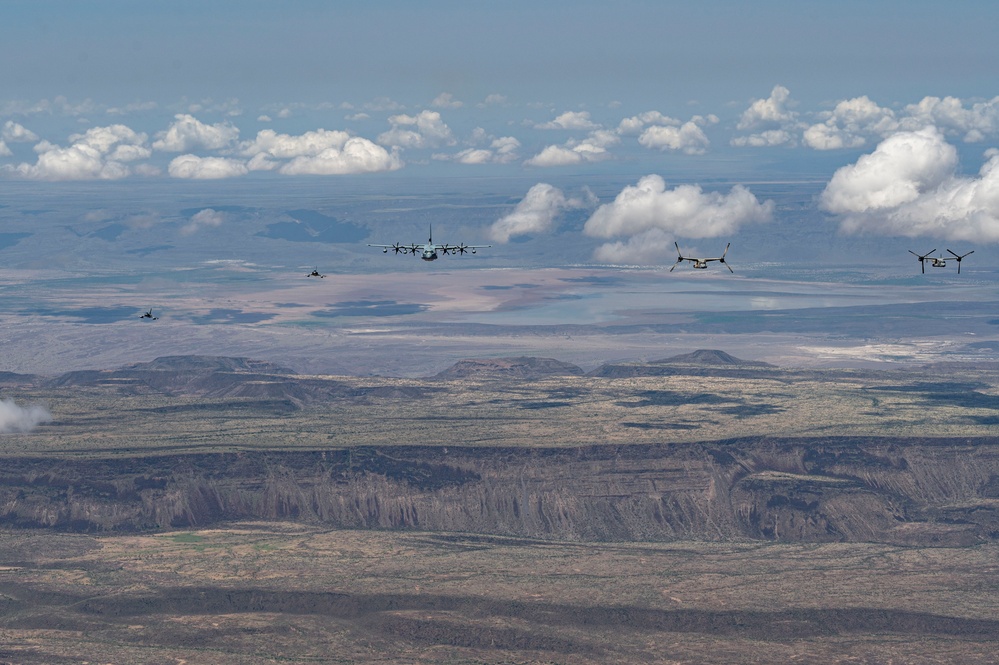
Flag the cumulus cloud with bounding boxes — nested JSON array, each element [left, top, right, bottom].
[[820, 127, 957, 214], [731, 85, 802, 147], [618, 112, 718, 154], [525, 130, 619, 167], [583, 174, 773, 243], [901, 95, 999, 142], [377, 110, 454, 149], [9, 124, 151, 180], [181, 208, 226, 235], [479, 93, 508, 107], [617, 111, 680, 135], [2, 120, 39, 143], [803, 95, 999, 151], [535, 111, 599, 131], [592, 228, 679, 264], [639, 119, 714, 155], [435, 136, 521, 165], [488, 183, 594, 243], [0, 399, 51, 433], [240, 128, 402, 175], [803, 96, 898, 150], [152, 114, 239, 152], [821, 127, 999, 241], [432, 92, 463, 109], [168, 154, 249, 179]]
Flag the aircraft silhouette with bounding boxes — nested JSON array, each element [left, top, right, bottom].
[[139, 308, 157, 320], [307, 267, 325, 278], [909, 249, 974, 274], [369, 225, 490, 261], [670, 242, 733, 273]]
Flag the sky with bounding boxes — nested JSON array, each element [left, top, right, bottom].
[[3, 2, 999, 241], [3, 1, 999, 380], [3, 1, 999, 247]]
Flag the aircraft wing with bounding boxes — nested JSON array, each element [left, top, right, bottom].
[[368, 243, 420, 254], [437, 243, 491, 254]]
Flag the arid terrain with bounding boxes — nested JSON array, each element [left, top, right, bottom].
[[2, 352, 999, 663]]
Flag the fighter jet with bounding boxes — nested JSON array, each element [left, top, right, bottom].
[[307, 267, 325, 278], [670, 242, 733, 273], [139, 308, 158, 320], [368, 225, 490, 261]]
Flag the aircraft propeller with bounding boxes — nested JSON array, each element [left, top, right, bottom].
[[909, 249, 936, 273], [947, 249, 974, 274]]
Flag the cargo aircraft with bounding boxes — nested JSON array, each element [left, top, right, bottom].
[[369, 226, 490, 261]]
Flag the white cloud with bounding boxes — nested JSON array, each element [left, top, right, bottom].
[[377, 110, 454, 149], [167, 154, 249, 179], [2, 120, 39, 143], [617, 112, 718, 154], [242, 128, 352, 159], [901, 95, 999, 142], [730, 129, 794, 147], [436, 136, 521, 165], [639, 121, 711, 154], [9, 124, 150, 180], [181, 208, 226, 235], [525, 130, 619, 167], [536, 111, 599, 130], [0, 399, 51, 433], [239, 128, 402, 175], [479, 93, 508, 107], [803, 96, 898, 150], [737, 85, 796, 129], [820, 127, 957, 214], [592, 228, 678, 264], [583, 174, 773, 241], [280, 137, 402, 175], [0, 141, 10, 157], [731, 85, 802, 147], [488, 183, 593, 243], [821, 128, 999, 241], [617, 111, 680, 135], [432, 92, 463, 109], [153, 114, 239, 152]]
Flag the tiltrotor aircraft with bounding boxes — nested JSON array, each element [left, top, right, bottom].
[[909, 249, 974, 274], [368, 225, 490, 261], [670, 242, 733, 273]]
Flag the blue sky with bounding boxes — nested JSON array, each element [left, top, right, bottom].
[[3, 1, 999, 376], [4, 0, 999, 248]]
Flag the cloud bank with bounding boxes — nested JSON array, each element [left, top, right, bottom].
[[0, 399, 51, 433], [9, 124, 152, 180]]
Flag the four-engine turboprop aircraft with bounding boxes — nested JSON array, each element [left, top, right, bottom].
[[909, 249, 974, 274], [670, 242, 733, 273], [368, 225, 490, 261]]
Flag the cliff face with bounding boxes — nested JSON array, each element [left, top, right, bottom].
[[3, 437, 997, 545]]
